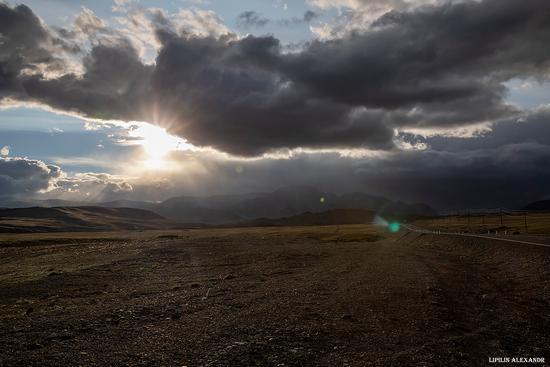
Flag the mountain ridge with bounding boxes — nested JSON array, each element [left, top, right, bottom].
[[1, 186, 438, 224]]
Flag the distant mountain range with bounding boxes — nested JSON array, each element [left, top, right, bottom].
[[0, 207, 177, 233], [0, 187, 437, 225]]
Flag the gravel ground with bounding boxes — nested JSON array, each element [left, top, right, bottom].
[[0, 225, 549, 366]]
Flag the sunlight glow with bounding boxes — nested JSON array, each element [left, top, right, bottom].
[[127, 123, 195, 170]]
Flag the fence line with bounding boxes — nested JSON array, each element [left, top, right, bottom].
[[438, 208, 530, 216], [403, 224, 550, 248], [419, 207, 549, 235]]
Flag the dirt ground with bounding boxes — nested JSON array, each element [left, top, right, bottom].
[[0, 225, 549, 366]]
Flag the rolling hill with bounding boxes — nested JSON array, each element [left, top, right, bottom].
[[0, 207, 175, 233], [238, 208, 377, 227]]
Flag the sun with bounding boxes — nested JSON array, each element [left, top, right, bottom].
[[127, 123, 194, 170]]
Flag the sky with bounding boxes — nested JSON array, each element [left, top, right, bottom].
[[1, 0, 550, 210]]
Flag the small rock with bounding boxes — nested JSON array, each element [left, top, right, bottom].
[[224, 275, 236, 280], [341, 314, 353, 320], [25, 307, 34, 315]]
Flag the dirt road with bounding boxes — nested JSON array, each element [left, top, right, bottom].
[[0, 226, 548, 366]]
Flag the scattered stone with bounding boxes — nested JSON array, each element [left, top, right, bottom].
[[224, 274, 236, 280], [25, 307, 34, 315]]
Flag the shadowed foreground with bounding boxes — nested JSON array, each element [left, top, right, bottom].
[[0, 225, 549, 366]]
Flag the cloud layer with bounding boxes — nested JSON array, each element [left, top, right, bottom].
[[1, 1, 550, 209], [0, 155, 134, 202], [2, 0, 549, 156], [0, 157, 61, 198]]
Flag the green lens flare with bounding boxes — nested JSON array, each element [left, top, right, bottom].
[[389, 222, 400, 233]]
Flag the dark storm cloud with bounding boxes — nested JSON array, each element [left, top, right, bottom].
[[281, 0, 550, 127], [425, 109, 550, 152], [22, 40, 153, 121], [0, 157, 61, 197], [150, 0, 550, 148], [147, 33, 394, 155], [1, 0, 550, 156], [353, 142, 550, 210], [350, 108, 550, 209], [0, 3, 58, 98], [237, 11, 270, 28]]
